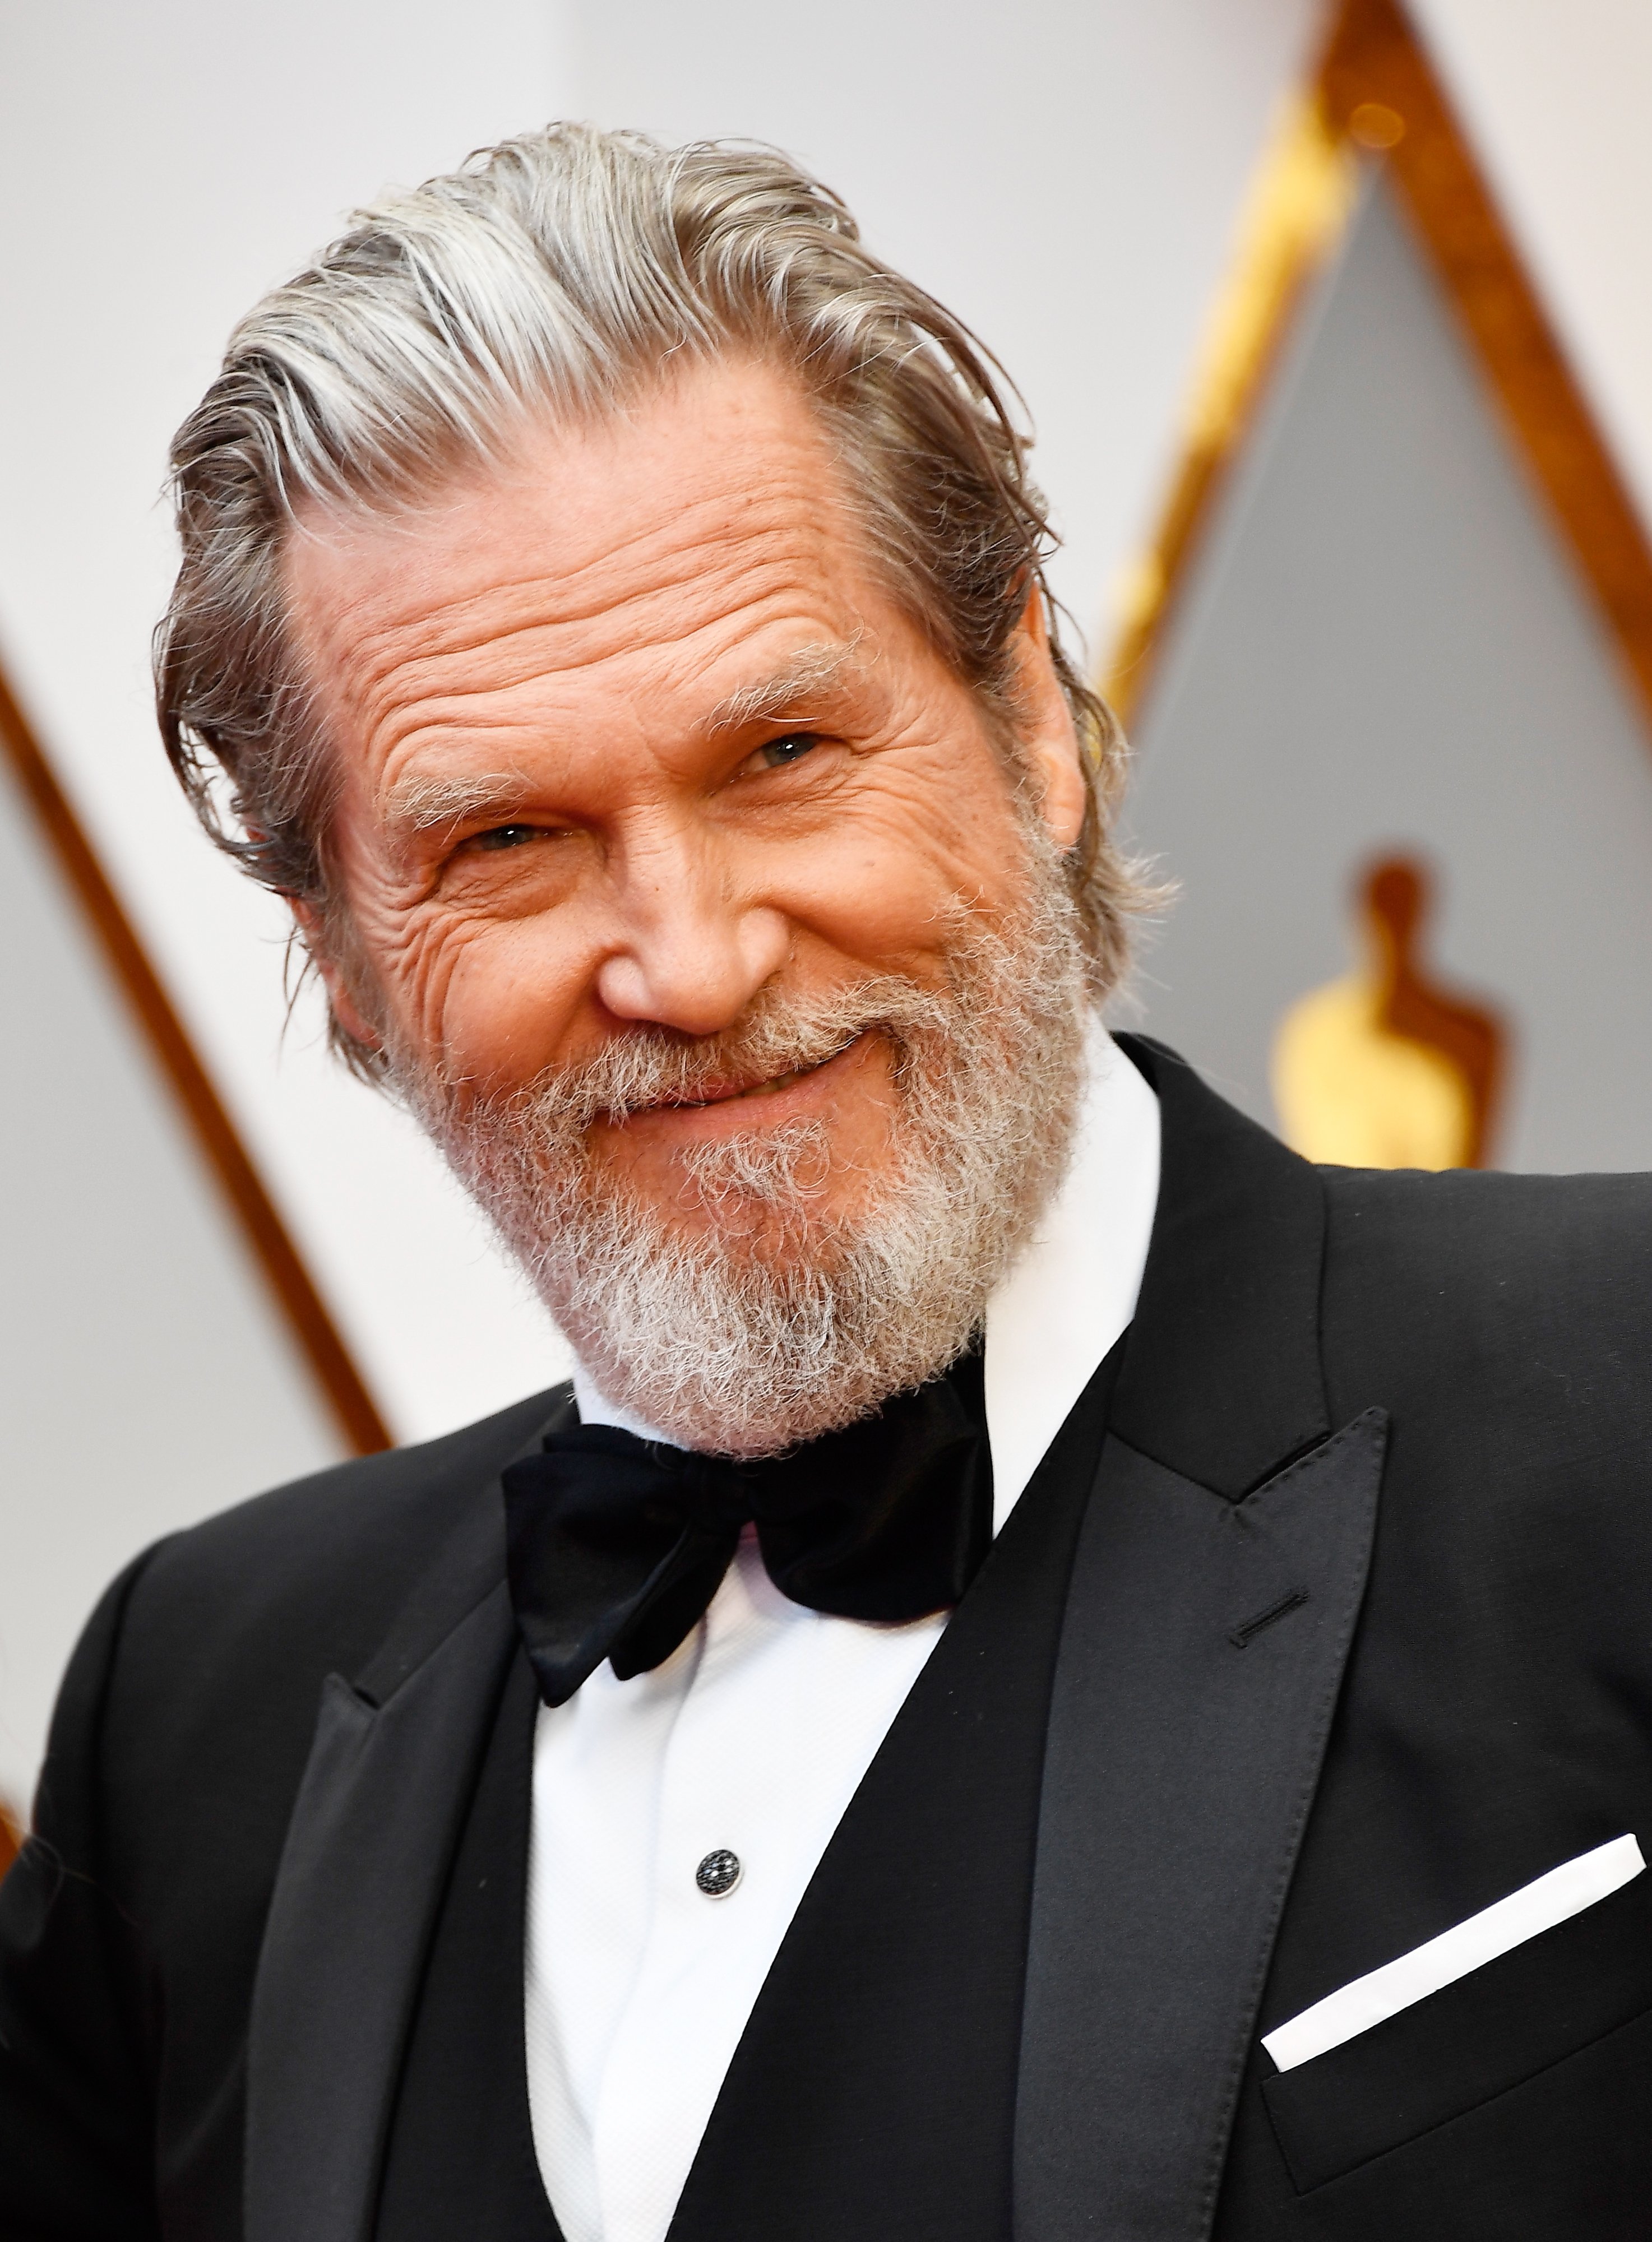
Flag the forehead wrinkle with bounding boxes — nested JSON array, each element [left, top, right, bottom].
[[332, 535, 834, 736], [351, 568, 852, 772], [351, 677, 547, 810], [304, 471, 835, 675]]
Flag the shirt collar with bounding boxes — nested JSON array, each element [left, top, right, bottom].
[[983, 1019, 1160, 1530]]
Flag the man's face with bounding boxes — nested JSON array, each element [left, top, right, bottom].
[[285, 357, 1088, 1252]]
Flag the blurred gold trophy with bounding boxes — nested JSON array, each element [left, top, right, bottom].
[[1272, 856, 1505, 1170]]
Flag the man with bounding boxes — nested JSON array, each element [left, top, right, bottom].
[[2, 122, 1650, 2242]]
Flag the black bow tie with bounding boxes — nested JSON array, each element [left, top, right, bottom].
[[502, 1348, 992, 1706]]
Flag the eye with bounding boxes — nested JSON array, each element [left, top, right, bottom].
[[744, 731, 823, 775], [469, 822, 543, 853]]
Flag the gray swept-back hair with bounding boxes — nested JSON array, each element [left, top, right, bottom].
[[157, 123, 1144, 1075]]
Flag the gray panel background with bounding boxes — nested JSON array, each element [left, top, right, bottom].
[[0, 756, 339, 1812], [1125, 172, 1652, 1174]]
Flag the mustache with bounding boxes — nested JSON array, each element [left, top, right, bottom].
[[463, 972, 955, 1142]]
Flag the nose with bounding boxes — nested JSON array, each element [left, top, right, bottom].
[[594, 819, 790, 1036]]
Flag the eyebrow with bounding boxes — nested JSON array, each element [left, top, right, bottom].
[[380, 768, 531, 841], [702, 640, 861, 738]]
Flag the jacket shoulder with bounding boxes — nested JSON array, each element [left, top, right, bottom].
[[1319, 1165, 1652, 1444], [42, 1383, 562, 1902], [116, 1378, 564, 1696]]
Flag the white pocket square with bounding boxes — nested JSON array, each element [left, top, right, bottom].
[[1263, 1832, 1645, 2073]]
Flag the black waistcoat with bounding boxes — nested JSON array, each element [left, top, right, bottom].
[[376, 1345, 1122, 2242]]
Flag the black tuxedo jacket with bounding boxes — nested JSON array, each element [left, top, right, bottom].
[[4, 1037, 1652, 2241]]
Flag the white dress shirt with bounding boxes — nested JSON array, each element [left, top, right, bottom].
[[524, 1022, 1160, 2242]]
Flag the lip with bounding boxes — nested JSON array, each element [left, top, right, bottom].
[[605, 1030, 876, 1141], [655, 1036, 862, 1110]]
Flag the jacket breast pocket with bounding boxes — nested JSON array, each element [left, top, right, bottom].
[[1261, 1858, 1652, 2193]]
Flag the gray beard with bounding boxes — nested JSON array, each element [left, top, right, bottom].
[[399, 829, 1091, 1456]]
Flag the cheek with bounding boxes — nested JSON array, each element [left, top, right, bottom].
[[778, 756, 1029, 958], [425, 916, 597, 1083], [350, 881, 590, 1086]]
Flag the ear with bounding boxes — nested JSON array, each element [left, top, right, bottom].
[[1007, 586, 1088, 850], [289, 896, 384, 1054]]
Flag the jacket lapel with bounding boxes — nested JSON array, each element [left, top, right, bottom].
[[1014, 1040, 1389, 2242], [244, 1398, 573, 2242]]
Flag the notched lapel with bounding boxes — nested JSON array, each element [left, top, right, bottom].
[[244, 1581, 519, 2242], [1016, 1409, 1388, 2242]]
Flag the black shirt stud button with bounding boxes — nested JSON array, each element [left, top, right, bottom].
[[696, 1849, 742, 1898]]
